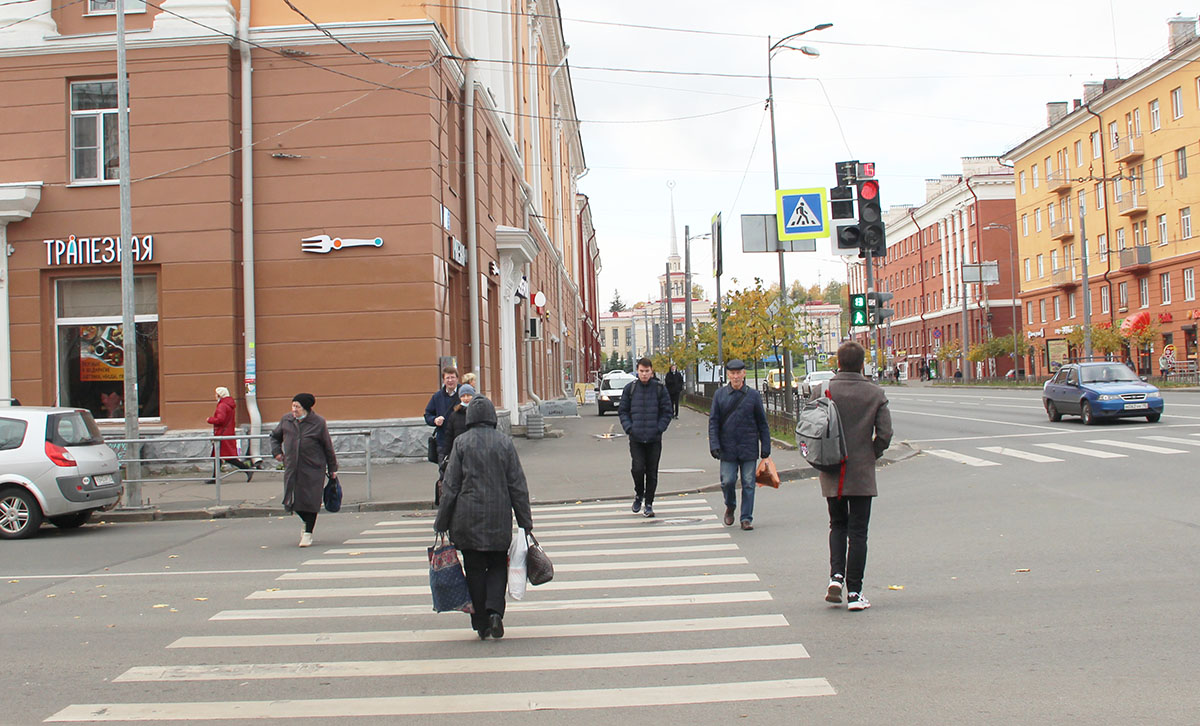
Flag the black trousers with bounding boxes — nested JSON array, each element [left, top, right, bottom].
[[629, 439, 663, 505], [461, 549, 508, 632], [669, 391, 681, 417], [827, 496, 872, 594], [296, 510, 318, 533]]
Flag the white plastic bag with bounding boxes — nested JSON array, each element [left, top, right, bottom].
[[507, 527, 528, 600]]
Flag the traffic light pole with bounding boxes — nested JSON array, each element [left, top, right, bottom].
[[766, 39, 794, 413], [864, 246, 876, 375]]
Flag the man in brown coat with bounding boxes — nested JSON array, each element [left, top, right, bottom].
[[819, 341, 892, 611]]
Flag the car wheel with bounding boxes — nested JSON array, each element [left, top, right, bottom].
[[1146, 412, 1162, 423], [1045, 400, 1062, 422], [0, 487, 43, 540], [48, 511, 92, 529], [1080, 401, 1095, 426]]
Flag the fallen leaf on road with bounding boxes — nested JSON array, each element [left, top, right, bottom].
[[8, 580, 18, 583], [152, 603, 169, 608], [169, 608, 178, 613], [46, 594, 56, 598], [266, 587, 280, 592], [888, 585, 904, 590], [168, 555, 179, 559], [348, 552, 363, 556], [194, 597, 208, 601], [1014, 568, 1031, 573]]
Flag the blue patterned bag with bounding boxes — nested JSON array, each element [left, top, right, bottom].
[[428, 534, 474, 613]]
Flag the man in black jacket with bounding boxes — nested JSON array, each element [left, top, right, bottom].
[[664, 364, 685, 419], [618, 357, 674, 518]]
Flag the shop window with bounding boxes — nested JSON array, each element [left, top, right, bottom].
[[55, 276, 159, 420], [70, 81, 126, 183]]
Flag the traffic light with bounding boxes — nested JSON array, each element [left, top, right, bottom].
[[830, 185, 860, 255], [849, 293, 868, 327], [868, 291, 894, 326], [857, 179, 885, 258]]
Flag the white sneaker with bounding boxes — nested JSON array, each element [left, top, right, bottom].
[[847, 592, 871, 611], [825, 578, 844, 603], [299, 531, 313, 548]]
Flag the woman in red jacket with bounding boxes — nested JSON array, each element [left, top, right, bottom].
[[207, 387, 254, 482]]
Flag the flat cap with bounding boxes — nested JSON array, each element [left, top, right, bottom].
[[725, 359, 746, 371]]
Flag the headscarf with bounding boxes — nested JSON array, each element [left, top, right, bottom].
[[215, 386, 231, 399]]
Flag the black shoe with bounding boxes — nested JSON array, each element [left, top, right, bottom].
[[643, 504, 655, 518], [246, 470, 254, 482], [489, 613, 504, 639], [631, 497, 643, 514], [477, 626, 490, 640]]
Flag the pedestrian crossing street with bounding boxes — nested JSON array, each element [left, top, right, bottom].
[[46, 498, 835, 722], [924, 430, 1200, 468]]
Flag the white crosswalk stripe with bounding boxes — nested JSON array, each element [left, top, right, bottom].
[[1140, 435, 1200, 447], [1087, 439, 1187, 454], [1034, 442, 1126, 458], [977, 446, 1064, 463], [924, 448, 1002, 467], [47, 499, 834, 720]]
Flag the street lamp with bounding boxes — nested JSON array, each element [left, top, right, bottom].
[[768, 22, 831, 411], [983, 222, 1020, 379], [683, 225, 711, 394]]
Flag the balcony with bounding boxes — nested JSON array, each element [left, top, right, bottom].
[[1119, 244, 1152, 273], [1050, 265, 1079, 290], [1047, 168, 1072, 192], [1049, 217, 1074, 240], [1116, 190, 1147, 216], [1114, 134, 1144, 162]]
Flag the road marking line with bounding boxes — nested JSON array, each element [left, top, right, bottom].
[[210, 590, 774, 621], [527, 499, 708, 513], [1139, 435, 1200, 447], [45, 678, 836, 720], [117, 643, 809, 683], [368, 514, 719, 533], [278, 556, 749, 581], [1087, 439, 1186, 454], [1034, 443, 1126, 458], [168, 613, 791, 649], [356, 521, 724, 543], [251, 573, 758, 600], [321, 542, 738, 558], [341, 531, 733, 547], [890, 408, 1062, 431], [0, 568, 295, 581], [375, 504, 711, 526], [923, 449, 1001, 467], [977, 446, 1064, 463]]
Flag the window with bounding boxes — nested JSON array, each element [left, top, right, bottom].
[[1183, 207, 1193, 239], [1155, 156, 1165, 187], [1177, 147, 1188, 179], [1022, 214, 1029, 236], [625, 327, 631, 345], [87, 0, 147, 12], [1035, 208, 1042, 232], [1150, 99, 1161, 130], [1019, 171, 1026, 194], [1053, 296, 1061, 320], [1095, 183, 1105, 209], [1185, 268, 1195, 300], [1031, 165, 1039, 188], [1027, 301, 1035, 324], [1158, 214, 1168, 245], [1024, 258, 1031, 281], [1050, 249, 1059, 271], [1074, 140, 1083, 166], [1068, 292, 1077, 318], [1113, 176, 1123, 202], [1101, 285, 1111, 313], [1037, 254, 1044, 278], [599, 329, 606, 346], [1119, 281, 1128, 309], [1139, 278, 1150, 308], [1091, 131, 1101, 159], [55, 276, 159, 420], [1136, 220, 1148, 247], [1098, 233, 1108, 262], [0, 418, 27, 451], [1108, 121, 1119, 149], [1039, 299, 1046, 323], [70, 81, 124, 183], [1048, 204, 1056, 227], [1137, 163, 1146, 193], [1161, 272, 1172, 304], [1172, 87, 1183, 119]]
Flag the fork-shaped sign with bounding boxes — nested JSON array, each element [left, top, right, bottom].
[[300, 235, 384, 254]]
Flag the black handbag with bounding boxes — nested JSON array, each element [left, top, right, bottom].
[[526, 533, 554, 585], [427, 431, 438, 463], [322, 476, 342, 513]]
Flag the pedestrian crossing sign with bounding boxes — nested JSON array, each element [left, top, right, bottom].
[[776, 188, 829, 241]]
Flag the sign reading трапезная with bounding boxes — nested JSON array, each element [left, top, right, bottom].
[[44, 234, 154, 266]]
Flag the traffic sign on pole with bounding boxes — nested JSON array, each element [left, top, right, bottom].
[[776, 188, 829, 241]]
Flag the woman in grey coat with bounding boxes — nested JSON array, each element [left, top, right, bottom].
[[270, 393, 338, 548], [434, 396, 533, 640]]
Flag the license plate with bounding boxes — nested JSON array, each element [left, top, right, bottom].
[[1123, 402, 1149, 410], [94, 474, 115, 486]]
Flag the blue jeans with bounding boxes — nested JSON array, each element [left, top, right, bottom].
[[720, 459, 757, 524]]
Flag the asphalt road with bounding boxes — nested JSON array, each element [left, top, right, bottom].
[[3, 386, 1199, 724]]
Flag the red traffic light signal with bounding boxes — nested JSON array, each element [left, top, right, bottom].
[[859, 179, 879, 201]]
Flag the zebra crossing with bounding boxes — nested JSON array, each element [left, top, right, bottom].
[[924, 430, 1200, 467], [45, 498, 835, 722]]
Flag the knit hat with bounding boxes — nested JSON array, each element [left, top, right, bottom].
[[458, 383, 477, 398], [292, 393, 316, 411]]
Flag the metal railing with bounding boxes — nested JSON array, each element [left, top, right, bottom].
[[106, 430, 373, 508]]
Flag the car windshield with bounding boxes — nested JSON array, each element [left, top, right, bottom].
[[602, 376, 634, 391], [1080, 364, 1141, 384], [47, 411, 105, 446], [810, 372, 834, 380]]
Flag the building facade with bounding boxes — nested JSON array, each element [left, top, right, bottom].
[[1003, 16, 1200, 377], [0, 0, 600, 443], [851, 157, 1018, 378]]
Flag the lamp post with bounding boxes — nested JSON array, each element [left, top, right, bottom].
[[768, 22, 831, 411], [984, 222, 1020, 379], [683, 225, 711, 394]]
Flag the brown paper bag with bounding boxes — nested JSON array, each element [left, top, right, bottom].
[[755, 457, 780, 488]]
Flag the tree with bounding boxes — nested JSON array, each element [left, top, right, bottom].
[[609, 290, 626, 313], [690, 282, 706, 300], [1064, 322, 1126, 357], [720, 278, 803, 388], [935, 339, 962, 364], [787, 280, 808, 304]]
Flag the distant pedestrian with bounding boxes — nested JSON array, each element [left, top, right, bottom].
[[665, 364, 685, 419], [820, 341, 892, 611], [435, 396, 534, 640], [618, 357, 673, 518], [461, 371, 477, 389], [708, 359, 771, 531], [270, 393, 338, 548], [436, 383, 476, 505], [206, 386, 253, 483], [1159, 353, 1171, 378], [424, 367, 460, 459]]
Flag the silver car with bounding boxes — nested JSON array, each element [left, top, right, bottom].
[[0, 407, 122, 539]]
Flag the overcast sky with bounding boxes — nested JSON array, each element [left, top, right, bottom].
[[559, 1, 1193, 308]]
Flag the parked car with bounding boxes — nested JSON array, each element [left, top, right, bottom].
[[596, 372, 636, 416], [0, 407, 122, 539], [1042, 362, 1164, 425], [801, 370, 836, 399]]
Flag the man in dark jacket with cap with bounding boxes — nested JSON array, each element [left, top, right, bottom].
[[708, 359, 770, 530], [618, 358, 673, 518]]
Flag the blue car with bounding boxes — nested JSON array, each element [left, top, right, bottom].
[[1042, 362, 1164, 425]]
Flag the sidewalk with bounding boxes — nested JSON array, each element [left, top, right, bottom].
[[99, 405, 918, 523]]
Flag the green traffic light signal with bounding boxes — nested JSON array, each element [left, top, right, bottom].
[[849, 293, 868, 326]]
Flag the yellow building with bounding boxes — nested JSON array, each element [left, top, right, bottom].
[[1003, 16, 1200, 377]]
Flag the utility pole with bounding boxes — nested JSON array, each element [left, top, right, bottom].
[[664, 261, 673, 350], [684, 225, 693, 393], [116, 0, 142, 505], [1078, 197, 1093, 360]]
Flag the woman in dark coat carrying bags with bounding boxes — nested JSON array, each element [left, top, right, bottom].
[[434, 396, 534, 640], [270, 393, 338, 548], [435, 384, 475, 505]]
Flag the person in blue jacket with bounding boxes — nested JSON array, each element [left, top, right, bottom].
[[618, 357, 673, 518], [424, 366, 460, 458], [708, 359, 771, 530]]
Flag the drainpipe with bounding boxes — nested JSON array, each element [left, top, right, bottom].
[[521, 180, 540, 404], [965, 177, 984, 351], [908, 208, 928, 371], [1084, 104, 1117, 327], [238, 0, 263, 457], [456, 3, 481, 383]]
